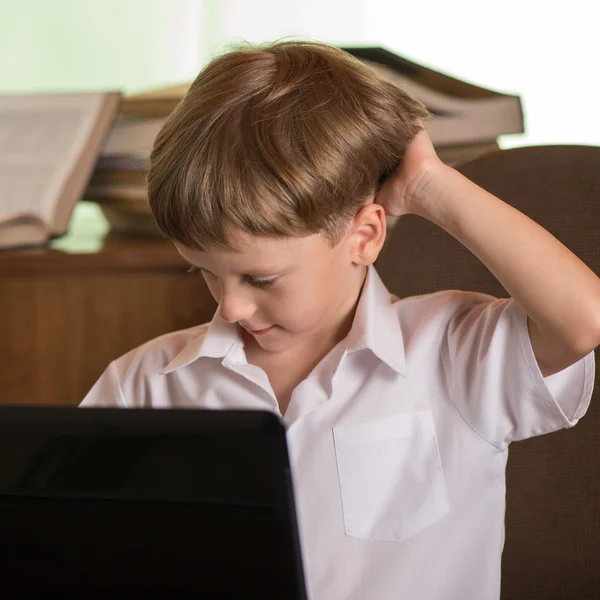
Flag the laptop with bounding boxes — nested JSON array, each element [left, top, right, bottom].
[[0, 406, 308, 598]]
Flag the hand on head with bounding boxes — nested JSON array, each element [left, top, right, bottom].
[[375, 124, 442, 218]]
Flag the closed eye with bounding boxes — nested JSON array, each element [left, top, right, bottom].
[[247, 277, 277, 289], [187, 265, 277, 289]]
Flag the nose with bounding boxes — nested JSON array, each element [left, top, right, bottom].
[[218, 287, 257, 324]]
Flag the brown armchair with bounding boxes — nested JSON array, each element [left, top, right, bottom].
[[375, 144, 600, 600]]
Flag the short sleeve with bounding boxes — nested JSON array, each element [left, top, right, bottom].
[[79, 361, 128, 408], [444, 293, 595, 450]]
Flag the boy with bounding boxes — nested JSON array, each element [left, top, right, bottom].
[[81, 41, 599, 599]]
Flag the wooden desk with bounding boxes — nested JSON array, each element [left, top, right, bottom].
[[0, 236, 217, 406]]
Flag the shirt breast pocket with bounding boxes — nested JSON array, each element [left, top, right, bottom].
[[333, 410, 450, 543]]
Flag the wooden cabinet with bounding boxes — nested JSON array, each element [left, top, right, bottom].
[[0, 237, 217, 406]]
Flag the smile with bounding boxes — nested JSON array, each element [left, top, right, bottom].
[[247, 326, 276, 335]]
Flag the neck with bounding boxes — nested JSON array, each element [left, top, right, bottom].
[[301, 264, 368, 359]]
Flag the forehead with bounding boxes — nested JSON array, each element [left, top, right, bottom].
[[175, 231, 330, 270]]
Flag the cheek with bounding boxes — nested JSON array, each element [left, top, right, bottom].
[[273, 283, 325, 329]]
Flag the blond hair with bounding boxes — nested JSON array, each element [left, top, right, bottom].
[[148, 40, 430, 250]]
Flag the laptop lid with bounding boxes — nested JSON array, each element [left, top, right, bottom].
[[0, 407, 307, 598]]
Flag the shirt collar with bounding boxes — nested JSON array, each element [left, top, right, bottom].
[[160, 312, 242, 374], [344, 265, 406, 376], [161, 264, 406, 376]]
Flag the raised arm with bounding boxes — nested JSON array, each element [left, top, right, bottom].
[[375, 130, 600, 377]]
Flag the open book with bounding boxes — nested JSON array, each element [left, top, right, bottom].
[[0, 92, 120, 249], [343, 46, 524, 146]]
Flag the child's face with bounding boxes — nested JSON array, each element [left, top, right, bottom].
[[174, 203, 385, 358]]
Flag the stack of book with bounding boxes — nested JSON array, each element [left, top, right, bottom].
[[345, 46, 523, 161], [0, 46, 523, 249], [83, 84, 188, 237]]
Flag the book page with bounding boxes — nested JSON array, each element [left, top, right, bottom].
[[0, 94, 110, 226], [363, 60, 519, 116], [0, 165, 58, 223], [0, 215, 46, 249]]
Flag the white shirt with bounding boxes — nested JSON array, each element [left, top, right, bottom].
[[81, 265, 594, 600]]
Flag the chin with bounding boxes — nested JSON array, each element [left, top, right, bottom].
[[255, 333, 297, 354], [256, 336, 288, 351]]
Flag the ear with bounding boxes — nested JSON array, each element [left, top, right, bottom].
[[350, 199, 387, 266]]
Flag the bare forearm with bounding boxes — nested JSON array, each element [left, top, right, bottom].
[[413, 163, 600, 358]]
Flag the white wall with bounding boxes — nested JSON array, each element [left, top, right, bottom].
[[0, 0, 210, 94], [214, 0, 370, 47], [2, 0, 598, 150], [203, 0, 600, 149]]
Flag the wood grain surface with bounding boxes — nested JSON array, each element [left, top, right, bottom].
[[0, 238, 217, 406]]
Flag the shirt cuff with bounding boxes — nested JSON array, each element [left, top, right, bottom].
[[512, 299, 595, 428]]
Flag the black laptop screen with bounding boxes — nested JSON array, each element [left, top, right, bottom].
[[0, 407, 307, 599]]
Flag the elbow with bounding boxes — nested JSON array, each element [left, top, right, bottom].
[[573, 311, 600, 357]]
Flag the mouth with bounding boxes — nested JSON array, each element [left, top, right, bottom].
[[246, 325, 276, 335]]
